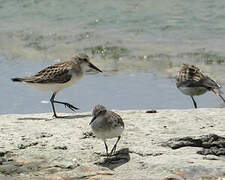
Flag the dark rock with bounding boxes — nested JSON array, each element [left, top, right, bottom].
[[38, 132, 53, 138], [18, 142, 38, 149], [80, 131, 95, 139], [164, 178, 180, 180], [54, 164, 78, 170], [146, 110, 157, 113], [0, 151, 9, 157], [54, 146, 68, 150], [164, 134, 225, 156], [198, 147, 225, 156]]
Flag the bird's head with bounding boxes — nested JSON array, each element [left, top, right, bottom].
[[89, 104, 107, 125], [71, 53, 102, 73]]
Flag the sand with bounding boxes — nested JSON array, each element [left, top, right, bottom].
[[0, 108, 225, 180]]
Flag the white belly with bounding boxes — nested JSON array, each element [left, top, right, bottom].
[[92, 127, 124, 140], [178, 86, 208, 96], [23, 74, 83, 93]]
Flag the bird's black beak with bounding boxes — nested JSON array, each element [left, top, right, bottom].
[[89, 62, 102, 73], [89, 116, 97, 125]]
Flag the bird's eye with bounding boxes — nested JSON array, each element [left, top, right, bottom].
[[98, 110, 104, 115], [81, 58, 88, 62]]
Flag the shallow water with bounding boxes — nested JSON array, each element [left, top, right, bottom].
[[0, 0, 225, 81], [1, 57, 224, 115], [1, 1, 225, 114]]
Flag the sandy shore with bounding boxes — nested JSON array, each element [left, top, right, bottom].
[[0, 108, 225, 180]]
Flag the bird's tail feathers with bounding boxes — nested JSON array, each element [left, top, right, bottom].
[[211, 88, 225, 103], [11, 78, 24, 82], [212, 88, 223, 95]]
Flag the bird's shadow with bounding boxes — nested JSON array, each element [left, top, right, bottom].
[[17, 114, 91, 121], [57, 114, 92, 119], [17, 117, 49, 121], [95, 148, 130, 170]]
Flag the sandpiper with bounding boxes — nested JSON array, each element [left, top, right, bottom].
[[11, 53, 102, 118], [89, 105, 124, 157], [176, 64, 225, 108]]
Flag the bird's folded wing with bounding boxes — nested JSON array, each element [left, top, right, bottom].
[[106, 111, 124, 128], [23, 63, 73, 84]]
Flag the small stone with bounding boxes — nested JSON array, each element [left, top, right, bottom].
[[39, 132, 53, 138], [54, 146, 68, 150], [18, 142, 38, 149], [81, 131, 95, 139], [146, 110, 157, 113], [0, 151, 9, 157]]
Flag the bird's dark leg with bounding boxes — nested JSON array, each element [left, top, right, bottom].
[[50, 93, 58, 118], [50, 93, 79, 118], [53, 100, 79, 111], [219, 94, 225, 103], [104, 141, 109, 157], [109, 136, 121, 156], [50, 92, 79, 114], [191, 96, 197, 109]]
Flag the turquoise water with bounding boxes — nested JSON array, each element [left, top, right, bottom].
[[1, 0, 225, 113], [1, 0, 225, 80]]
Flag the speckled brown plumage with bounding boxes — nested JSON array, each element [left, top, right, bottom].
[[176, 64, 203, 86], [11, 53, 102, 118], [176, 64, 221, 91], [20, 62, 74, 83], [176, 64, 225, 109], [104, 111, 125, 129], [90, 105, 125, 156]]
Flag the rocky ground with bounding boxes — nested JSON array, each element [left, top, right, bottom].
[[0, 108, 225, 180]]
